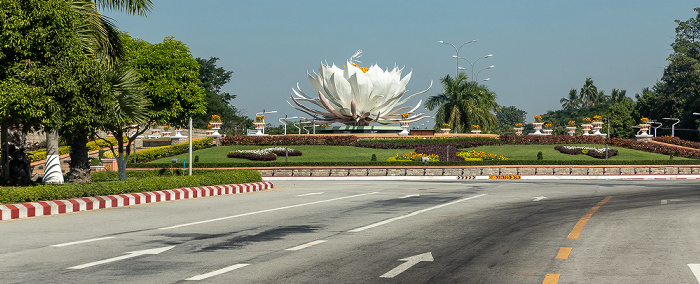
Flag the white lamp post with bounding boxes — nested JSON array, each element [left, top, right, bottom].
[[438, 40, 477, 77], [279, 116, 298, 135], [662, 118, 680, 137], [452, 54, 494, 81]]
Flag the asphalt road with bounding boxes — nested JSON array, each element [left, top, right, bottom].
[[1, 180, 699, 283]]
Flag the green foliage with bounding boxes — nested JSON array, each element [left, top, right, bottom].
[[494, 106, 527, 134], [425, 72, 498, 133], [193, 57, 251, 136], [104, 138, 213, 162], [537, 151, 543, 160], [120, 34, 207, 127], [371, 154, 377, 161], [0, 170, 262, 204], [646, 8, 700, 140]]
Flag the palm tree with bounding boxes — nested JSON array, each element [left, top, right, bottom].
[[580, 77, 598, 107], [610, 88, 632, 104], [44, 0, 153, 183], [425, 72, 498, 133], [560, 88, 580, 110]]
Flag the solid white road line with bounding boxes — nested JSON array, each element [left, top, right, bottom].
[[51, 237, 115, 247], [285, 240, 327, 251], [349, 194, 487, 233], [160, 192, 379, 230], [296, 192, 324, 197], [399, 194, 420, 199], [186, 264, 250, 281], [689, 264, 700, 283], [69, 246, 175, 270]]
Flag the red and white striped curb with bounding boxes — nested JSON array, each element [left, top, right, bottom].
[[0, 181, 273, 221]]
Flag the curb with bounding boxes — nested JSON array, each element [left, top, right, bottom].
[[262, 174, 700, 181], [0, 181, 274, 221]]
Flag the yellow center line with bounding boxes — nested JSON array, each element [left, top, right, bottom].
[[567, 196, 612, 239], [542, 273, 560, 284], [555, 247, 572, 259]]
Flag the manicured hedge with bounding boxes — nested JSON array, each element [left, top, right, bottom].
[[104, 138, 213, 162], [28, 137, 124, 163], [128, 159, 700, 169], [554, 145, 619, 159], [653, 137, 700, 150], [356, 140, 501, 149], [0, 170, 262, 204], [221, 135, 357, 146], [500, 135, 700, 159], [29, 146, 71, 163]]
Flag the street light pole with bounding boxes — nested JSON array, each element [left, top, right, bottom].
[[438, 40, 477, 77], [453, 54, 494, 81], [255, 109, 277, 135], [662, 118, 680, 137]]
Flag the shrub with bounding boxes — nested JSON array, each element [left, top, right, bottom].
[[220, 135, 358, 146], [554, 145, 618, 159], [653, 137, 700, 150], [371, 154, 377, 161], [0, 170, 262, 204], [227, 147, 302, 161], [537, 151, 543, 160], [103, 138, 213, 162]]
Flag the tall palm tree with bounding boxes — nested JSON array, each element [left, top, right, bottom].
[[580, 77, 598, 107], [560, 88, 580, 110], [425, 72, 498, 133], [610, 88, 632, 104]]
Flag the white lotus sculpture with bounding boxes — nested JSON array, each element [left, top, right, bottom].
[[289, 51, 431, 126]]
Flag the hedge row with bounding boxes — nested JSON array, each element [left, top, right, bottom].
[[653, 137, 700, 150], [28, 137, 124, 163], [358, 137, 499, 145], [104, 138, 213, 162], [356, 140, 501, 149], [500, 135, 700, 159], [0, 170, 262, 204], [129, 159, 700, 169], [221, 135, 358, 146]]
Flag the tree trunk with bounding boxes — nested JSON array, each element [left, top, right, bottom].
[[116, 152, 128, 181], [43, 129, 64, 184], [1, 124, 8, 182], [67, 135, 91, 183]]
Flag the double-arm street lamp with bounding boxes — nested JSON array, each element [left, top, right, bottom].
[[255, 110, 277, 135], [438, 40, 494, 81]]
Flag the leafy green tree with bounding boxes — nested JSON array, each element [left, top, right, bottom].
[[425, 72, 498, 133], [648, 7, 700, 140], [194, 57, 251, 135], [0, 0, 111, 184], [97, 34, 206, 180], [494, 106, 526, 134]]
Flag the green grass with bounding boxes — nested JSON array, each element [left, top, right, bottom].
[[469, 144, 691, 161], [148, 145, 407, 164], [146, 144, 691, 164]]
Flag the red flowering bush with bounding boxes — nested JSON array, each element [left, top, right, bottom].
[[220, 135, 358, 146], [653, 137, 700, 150]]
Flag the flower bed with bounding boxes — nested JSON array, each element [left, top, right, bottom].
[[457, 150, 510, 161], [554, 146, 618, 159], [221, 135, 357, 146], [227, 147, 302, 161], [415, 145, 464, 161], [388, 152, 440, 162]]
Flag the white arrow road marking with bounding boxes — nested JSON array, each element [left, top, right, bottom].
[[689, 264, 700, 283], [399, 194, 420, 199], [285, 240, 327, 251], [533, 196, 547, 202], [661, 199, 683, 205], [349, 194, 486, 233], [380, 252, 434, 278], [186, 264, 250, 281], [52, 237, 115, 247], [68, 246, 175, 269], [296, 192, 324, 197]]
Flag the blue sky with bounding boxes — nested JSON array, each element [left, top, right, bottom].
[[105, 1, 698, 125]]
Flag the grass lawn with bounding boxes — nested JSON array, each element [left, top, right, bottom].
[[145, 143, 692, 164], [148, 145, 409, 164], [469, 144, 691, 161]]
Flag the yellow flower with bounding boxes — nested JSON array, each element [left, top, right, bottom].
[[640, 117, 649, 123], [472, 125, 480, 129], [568, 120, 576, 126], [534, 115, 543, 122]]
